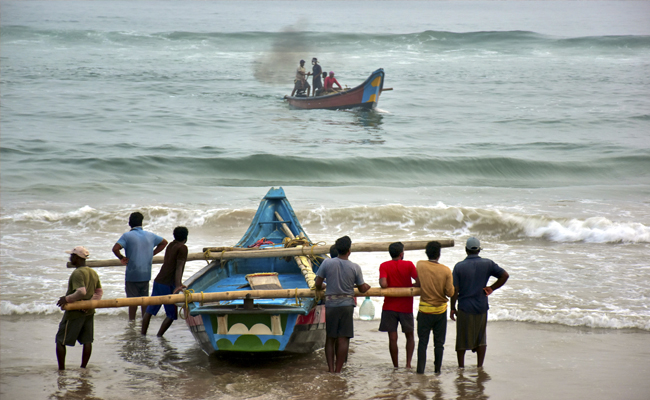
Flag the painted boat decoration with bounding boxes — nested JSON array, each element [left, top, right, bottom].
[[183, 187, 327, 355], [284, 68, 385, 110]]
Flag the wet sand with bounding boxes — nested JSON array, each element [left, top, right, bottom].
[[1, 314, 648, 399]]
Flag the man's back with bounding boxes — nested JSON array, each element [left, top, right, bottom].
[[317, 257, 364, 307], [380, 259, 417, 312], [117, 227, 163, 281], [416, 260, 454, 308], [453, 255, 505, 314], [154, 240, 188, 286]]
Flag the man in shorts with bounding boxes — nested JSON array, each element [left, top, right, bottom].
[[378, 242, 418, 368], [56, 246, 103, 370], [141, 226, 189, 337], [315, 236, 370, 373], [415, 241, 454, 374], [112, 212, 167, 320], [290, 59, 311, 97], [450, 237, 509, 368]]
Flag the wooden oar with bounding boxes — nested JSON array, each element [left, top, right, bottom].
[[75, 239, 454, 268], [63, 287, 422, 311]]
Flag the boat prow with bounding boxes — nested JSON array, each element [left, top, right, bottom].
[[184, 187, 327, 355]]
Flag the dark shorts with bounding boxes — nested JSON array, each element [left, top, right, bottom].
[[294, 79, 310, 90], [378, 310, 414, 333], [455, 309, 487, 351], [145, 282, 178, 320], [125, 280, 149, 298], [326, 306, 355, 338], [56, 315, 94, 346]]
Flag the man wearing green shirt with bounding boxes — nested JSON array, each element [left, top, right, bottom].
[[55, 246, 103, 370]]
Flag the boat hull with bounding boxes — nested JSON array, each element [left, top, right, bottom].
[[285, 68, 385, 110]]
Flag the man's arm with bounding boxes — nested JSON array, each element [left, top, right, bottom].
[[173, 251, 188, 294], [92, 288, 103, 301], [314, 276, 325, 291], [56, 287, 87, 309], [112, 243, 128, 266], [357, 282, 371, 293], [379, 277, 388, 289], [153, 238, 168, 256], [450, 287, 459, 321], [484, 270, 509, 296]]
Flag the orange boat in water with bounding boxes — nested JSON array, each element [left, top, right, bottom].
[[284, 68, 385, 110]]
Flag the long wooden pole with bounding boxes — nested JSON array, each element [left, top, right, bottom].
[[77, 239, 454, 268], [63, 287, 422, 311]]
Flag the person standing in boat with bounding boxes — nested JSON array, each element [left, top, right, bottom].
[[324, 71, 342, 93], [55, 246, 103, 370], [141, 226, 188, 337], [290, 59, 310, 97], [311, 58, 323, 96], [379, 242, 419, 369], [112, 212, 168, 321], [315, 236, 371, 373], [415, 241, 454, 374]]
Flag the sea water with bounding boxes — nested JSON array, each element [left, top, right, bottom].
[[1, 1, 649, 397]]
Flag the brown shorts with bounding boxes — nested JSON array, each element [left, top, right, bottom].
[[455, 309, 487, 352], [56, 315, 94, 346]]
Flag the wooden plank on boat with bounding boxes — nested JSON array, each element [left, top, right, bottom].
[[63, 287, 423, 311], [75, 239, 454, 267]]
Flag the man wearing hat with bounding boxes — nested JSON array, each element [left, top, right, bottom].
[[450, 237, 509, 369], [291, 59, 311, 97], [55, 246, 103, 370]]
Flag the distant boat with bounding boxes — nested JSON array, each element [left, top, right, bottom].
[[285, 68, 386, 110], [183, 187, 327, 355]]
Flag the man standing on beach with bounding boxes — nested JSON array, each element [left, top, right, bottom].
[[315, 236, 371, 373], [450, 237, 509, 368], [415, 241, 454, 374], [141, 226, 189, 337], [112, 212, 167, 321], [378, 242, 418, 368], [56, 246, 103, 370]]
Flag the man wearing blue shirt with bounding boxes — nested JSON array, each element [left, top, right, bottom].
[[112, 212, 167, 321], [450, 237, 509, 368]]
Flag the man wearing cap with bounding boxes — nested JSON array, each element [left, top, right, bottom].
[[450, 237, 509, 368], [56, 246, 103, 370], [291, 59, 311, 97], [311, 58, 323, 96], [112, 212, 168, 321]]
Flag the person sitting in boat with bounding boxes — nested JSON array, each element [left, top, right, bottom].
[[291, 59, 311, 97], [311, 58, 323, 97], [324, 71, 342, 93]]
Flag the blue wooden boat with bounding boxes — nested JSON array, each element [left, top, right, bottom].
[[183, 188, 327, 355]]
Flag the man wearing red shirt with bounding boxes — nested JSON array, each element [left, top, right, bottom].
[[379, 242, 419, 368], [323, 71, 342, 93]]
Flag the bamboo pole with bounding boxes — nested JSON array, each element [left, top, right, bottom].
[[63, 287, 422, 311], [77, 239, 454, 268]]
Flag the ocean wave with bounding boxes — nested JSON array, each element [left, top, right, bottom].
[[3, 152, 649, 189], [0, 300, 124, 316], [4, 203, 649, 244], [490, 308, 650, 331], [4, 25, 648, 52]]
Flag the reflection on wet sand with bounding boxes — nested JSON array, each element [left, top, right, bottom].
[[53, 370, 97, 400], [455, 368, 491, 400]]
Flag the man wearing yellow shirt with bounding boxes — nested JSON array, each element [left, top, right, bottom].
[[415, 241, 455, 374]]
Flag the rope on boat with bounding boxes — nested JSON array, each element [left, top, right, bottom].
[[180, 289, 195, 320]]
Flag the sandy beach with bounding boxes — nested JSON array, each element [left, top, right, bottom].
[[1, 314, 648, 400]]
